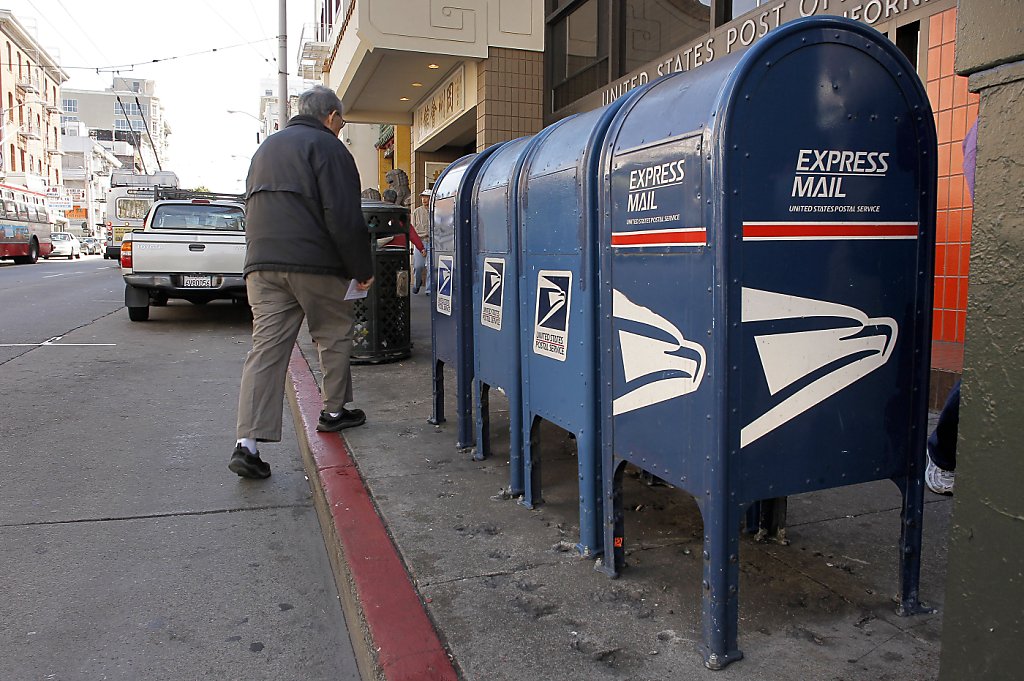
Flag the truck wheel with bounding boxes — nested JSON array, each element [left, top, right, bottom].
[[128, 305, 150, 322]]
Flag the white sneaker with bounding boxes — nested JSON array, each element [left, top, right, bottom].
[[925, 458, 955, 495]]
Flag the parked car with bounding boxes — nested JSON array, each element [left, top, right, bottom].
[[46, 232, 81, 259], [80, 237, 101, 255]]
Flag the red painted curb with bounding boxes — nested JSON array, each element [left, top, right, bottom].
[[288, 346, 459, 681]]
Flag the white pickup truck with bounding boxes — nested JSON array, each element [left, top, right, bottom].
[[121, 193, 247, 321]]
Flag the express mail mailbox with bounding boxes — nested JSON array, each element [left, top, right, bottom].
[[428, 146, 505, 449], [470, 136, 535, 494], [596, 17, 937, 669], [518, 99, 633, 556]]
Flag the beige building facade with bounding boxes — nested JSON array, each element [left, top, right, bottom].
[[300, 0, 545, 196], [0, 10, 68, 191], [62, 77, 171, 175]]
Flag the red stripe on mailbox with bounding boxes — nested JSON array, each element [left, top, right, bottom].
[[612, 228, 707, 247], [743, 222, 919, 240]]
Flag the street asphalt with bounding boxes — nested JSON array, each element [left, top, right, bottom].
[[296, 290, 952, 681], [0, 276, 361, 681]]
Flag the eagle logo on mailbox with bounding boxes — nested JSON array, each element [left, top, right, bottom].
[[741, 288, 899, 448], [612, 289, 707, 415], [533, 270, 572, 361], [481, 257, 504, 330], [436, 255, 454, 316]]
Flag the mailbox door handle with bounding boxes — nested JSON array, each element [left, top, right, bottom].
[[189, 244, 206, 252]]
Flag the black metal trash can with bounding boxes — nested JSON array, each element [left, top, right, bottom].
[[351, 200, 412, 364]]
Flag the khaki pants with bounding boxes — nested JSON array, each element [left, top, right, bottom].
[[237, 270, 356, 442]]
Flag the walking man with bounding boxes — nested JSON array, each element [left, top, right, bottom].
[[230, 86, 373, 479], [411, 188, 431, 294]]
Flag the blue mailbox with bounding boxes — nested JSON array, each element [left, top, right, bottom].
[[596, 17, 937, 669], [469, 136, 535, 494], [518, 98, 635, 556], [428, 146, 506, 449]]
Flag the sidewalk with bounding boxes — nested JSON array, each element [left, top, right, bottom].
[[291, 292, 952, 681]]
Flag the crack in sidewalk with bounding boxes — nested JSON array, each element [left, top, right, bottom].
[[0, 502, 311, 528], [417, 563, 553, 588]]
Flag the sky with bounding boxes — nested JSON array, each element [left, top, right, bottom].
[[4, 0, 315, 193]]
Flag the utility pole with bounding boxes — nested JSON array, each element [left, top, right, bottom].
[[278, 0, 289, 125]]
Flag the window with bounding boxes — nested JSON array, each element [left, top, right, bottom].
[[113, 101, 148, 116], [5, 43, 10, 72], [114, 118, 146, 132], [551, 0, 609, 112], [62, 98, 78, 113], [620, 0, 710, 74], [151, 204, 246, 231], [116, 197, 152, 220], [548, 0, 714, 113], [725, 0, 760, 21]]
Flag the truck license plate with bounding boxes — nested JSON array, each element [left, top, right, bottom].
[[182, 275, 213, 287]]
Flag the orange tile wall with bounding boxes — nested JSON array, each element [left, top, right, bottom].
[[927, 7, 978, 344]]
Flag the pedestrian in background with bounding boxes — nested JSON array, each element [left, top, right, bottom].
[[377, 188, 426, 261], [412, 188, 431, 294], [230, 85, 373, 480], [925, 119, 977, 495]]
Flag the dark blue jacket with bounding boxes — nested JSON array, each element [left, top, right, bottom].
[[244, 115, 372, 282]]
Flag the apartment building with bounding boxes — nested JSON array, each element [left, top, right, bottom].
[[0, 9, 68, 191], [62, 77, 171, 175], [61, 121, 122, 236]]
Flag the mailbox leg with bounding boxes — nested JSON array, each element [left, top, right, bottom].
[[597, 459, 627, 578], [456, 360, 474, 451], [895, 474, 933, 615], [508, 385, 524, 497], [428, 359, 446, 425], [700, 500, 744, 670], [473, 381, 490, 462], [576, 430, 602, 557], [520, 415, 542, 509]]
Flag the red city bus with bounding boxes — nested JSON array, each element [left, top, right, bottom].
[[0, 183, 55, 264]]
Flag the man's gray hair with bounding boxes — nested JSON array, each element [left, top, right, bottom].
[[297, 86, 343, 120]]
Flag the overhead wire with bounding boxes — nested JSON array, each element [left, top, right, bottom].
[[55, 0, 115, 66], [55, 37, 276, 73], [202, 0, 275, 64], [24, 0, 95, 66], [246, 0, 277, 63]]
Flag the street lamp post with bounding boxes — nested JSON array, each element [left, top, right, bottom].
[[227, 110, 263, 143]]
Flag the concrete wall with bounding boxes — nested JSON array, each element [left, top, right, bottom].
[[937, 3, 1024, 678], [361, 0, 544, 58]]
